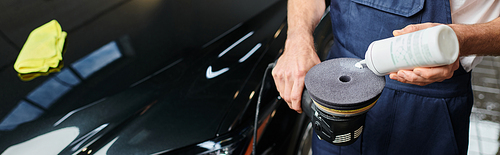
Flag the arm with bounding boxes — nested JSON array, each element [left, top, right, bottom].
[[390, 18, 500, 85], [451, 17, 500, 56], [272, 0, 325, 113]]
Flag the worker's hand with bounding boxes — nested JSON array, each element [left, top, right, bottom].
[[272, 35, 320, 113], [389, 59, 460, 86], [389, 23, 460, 86]]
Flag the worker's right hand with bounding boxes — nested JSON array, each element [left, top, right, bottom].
[[272, 34, 320, 113], [390, 23, 460, 86]]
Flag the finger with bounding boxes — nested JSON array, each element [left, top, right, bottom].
[[389, 72, 400, 81], [393, 25, 420, 36], [276, 78, 286, 101], [271, 69, 281, 92], [410, 82, 432, 86], [392, 60, 459, 85], [412, 58, 459, 80], [283, 73, 293, 107], [272, 68, 286, 99], [390, 71, 413, 83], [397, 70, 429, 83], [413, 66, 453, 81], [290, 76, 305, 113], [393, 23, 442, 36], [401, 67, 452, 84], [392, 29, 405, 36], [395, 71, 433, 85], [451, 59, 460, 71], [271, 67, 285, 101]]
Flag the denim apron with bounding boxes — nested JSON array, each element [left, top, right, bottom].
[[312, 0, 474, 154]]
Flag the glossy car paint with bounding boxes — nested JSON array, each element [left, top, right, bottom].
[[0, 0, 333, 154]]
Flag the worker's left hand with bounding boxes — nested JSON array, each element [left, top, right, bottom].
[[389, 23, 461, 86]]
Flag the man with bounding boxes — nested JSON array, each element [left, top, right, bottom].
[[272, 0, 500, 154]]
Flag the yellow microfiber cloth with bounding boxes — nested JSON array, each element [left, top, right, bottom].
[[14, 19, 67, 74], [18, 62, 63, 81]]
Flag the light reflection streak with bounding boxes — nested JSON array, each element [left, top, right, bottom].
[[53, 98, 107, 127], [218, 31, 254, 58], [203, 23, 243, 48], [233, 91, 240, 99], [273, 24, 285, 39], [249, 91, 255, 100], [238, 43, 261, 63], [197, 141, 221, 151], [129, 59, 183, 87], [71, 41, 122, 79], [206, 66, 230, 79], [26, 77, 72, 108], [54, 68, 81, 86], [70, 123, 109, 151]]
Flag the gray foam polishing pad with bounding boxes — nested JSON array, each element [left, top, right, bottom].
[[305, 58, 385, 111]]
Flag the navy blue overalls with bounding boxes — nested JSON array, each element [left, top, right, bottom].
[[312, 0, 474, 154]]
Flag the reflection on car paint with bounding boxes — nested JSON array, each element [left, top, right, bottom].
[[2, 127, 79, 155], [70, 123, 109, 152], [197, 140, 222, 152], [129, 59, 183, 88], [202, 23, 243, 49], [71, 41, 122, 79], [0, 41, 122, 131], [239, 43, 262, 63], [273, 24, 285, 39], [92, 137, 119, 155], [53, 98, 107, 127], [206, 66, 230, 79], [0, 101, 44, 130], [218, 31, 254, 58], [206, 32, 261, 79], [55, 68, 82, 86], [128, 129, 151, 145], [26, 78, 72, 108]]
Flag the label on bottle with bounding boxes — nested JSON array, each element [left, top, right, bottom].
[[389, 29, 434, 68]]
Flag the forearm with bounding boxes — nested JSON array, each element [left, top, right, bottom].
[[450, 17, 500, 56], [272, 0, 325, 112], [287, 0, 326, 38], [390, 19, 500, 86]]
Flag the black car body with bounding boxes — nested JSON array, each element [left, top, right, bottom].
[[0, 0, 332, 154]]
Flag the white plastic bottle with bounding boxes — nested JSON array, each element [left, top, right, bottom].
[[359, 25, 459, 76]]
